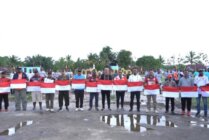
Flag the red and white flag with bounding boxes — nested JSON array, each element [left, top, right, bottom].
[[71, 80, 86, 89], [27, 82, 41, 92], [162, 86, 179, 98], [127, 81, 144, 92], [97, 80, 113, 91], [144, 84, 160, 95], [55, 80, 71, 91], [200, 86, 209, 97], [10, 79, 27, 89], [85, 82, 99, 93], [180, 86, 198, 98], [113, 80, 128, 91], [0, 82, 10, 93], [40, 83, 56, 94]]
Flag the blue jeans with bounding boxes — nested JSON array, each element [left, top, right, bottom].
[[196, 94, 208, 115]]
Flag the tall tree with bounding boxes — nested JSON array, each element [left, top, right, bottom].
[[136, 56, 161, 70], [99, 46, 117, 66], [184, 51, 200, 65], [117, 50, 132, 68]]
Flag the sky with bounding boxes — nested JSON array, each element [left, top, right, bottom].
[[0, 0, 209, 62]]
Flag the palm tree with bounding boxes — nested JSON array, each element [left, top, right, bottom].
[[184, 51, 200, 65]]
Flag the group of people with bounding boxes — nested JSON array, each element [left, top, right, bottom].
[[0, 67, 209, 118]]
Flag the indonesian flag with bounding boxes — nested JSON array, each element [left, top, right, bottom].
[[144, 84, 160, 95], [200, 86, 209, 97], [113, 80, 128, 91], [27, 82, 41, 92], [40, 83, 56, 94], [0, 82, 10, 93], [71, 80, 86, 89], [85, 82, 99, 93], [162, 86, 180, 98], [180, 86, 198, 98], [10, 79, 27, 89], [127, 81, 144, 92], [97, 80, 113, 91], [55, 80, 71, 91]]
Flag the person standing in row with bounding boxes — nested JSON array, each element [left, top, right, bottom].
[[100, 68, 112, 111], [163, 74, 177, 114], [128, 68, 142, 112], [13, 67, 28, 111], [44, 71, 56, 112], [178, 70, 194, 116], [88, 70, 99, 111], [194, 69, 209, 117], [0, 71, 10, 112], [30, 70, 43, 111], [57, 69, 70, 111], [144, 71, 159, 113], [114, 69, 127, 111], [73, 69, 85, 111]]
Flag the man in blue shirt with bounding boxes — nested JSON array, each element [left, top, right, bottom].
[[73, 69, 85, 111]]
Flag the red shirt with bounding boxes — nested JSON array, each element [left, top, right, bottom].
[[145, 77, 158, 85]]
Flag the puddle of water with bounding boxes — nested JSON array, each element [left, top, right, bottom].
[[189, 121, 209, 128], [0, 120, 33, 136], [101, 114, 177, 133]]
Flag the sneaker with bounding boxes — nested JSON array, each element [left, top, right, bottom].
[[129, 109, 133, 112], [58, 108, 63, 112], [75, 108, 79, 111], [165, 111, 169, 114], [66, 107, 69, 111], [50, 109, 54, 112], [195, 112, 200, 117], [95, 107, 99, 111], [80, 108, 84, 111], [187, 111, 191, 116], [46, 108, 50, 111], [181, 111, 185, 115], [101, 108, 105, 111], [88, 108, 92, 111], [108, 108, 112, 111], [171, 111, 176, 115]]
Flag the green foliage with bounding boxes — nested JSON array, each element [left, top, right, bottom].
[[117, 50, 132, 68], [136, 56, 161, 70]]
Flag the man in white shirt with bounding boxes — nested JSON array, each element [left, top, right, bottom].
[[194, 69, 209, 117], [128, 68, 143, 112]]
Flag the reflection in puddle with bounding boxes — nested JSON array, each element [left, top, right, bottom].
[[101, 114, 177, 132], [189, 120, 209, 128], [0, 120, 33, 136]]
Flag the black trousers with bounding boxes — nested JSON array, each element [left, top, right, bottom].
[[74, 90, 84, 108], [130, 91, 140, 110], [165, 98, 175, 112], [116, 91, 125, 108], [101, 90, 111, 109], [0, 94, 9, 110], [58, 91, 69, 108], [89, 93, 99, 108], [181, 98, 192, 112]]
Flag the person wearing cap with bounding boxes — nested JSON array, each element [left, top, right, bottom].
[[73, 69, 85, 111], [57, 69, 70, 111], [30, 69, 43, 111], [100, 67, 113, 111], [13, 67, 28, 111], [44, 71, 56, 112], [0, 71, 10, 112], [163, 74, 177, 114], [194, 69, 209, 117], [178, 70, 194, 116]]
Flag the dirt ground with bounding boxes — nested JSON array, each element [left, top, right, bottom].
[[0, 93, 209, 140]]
